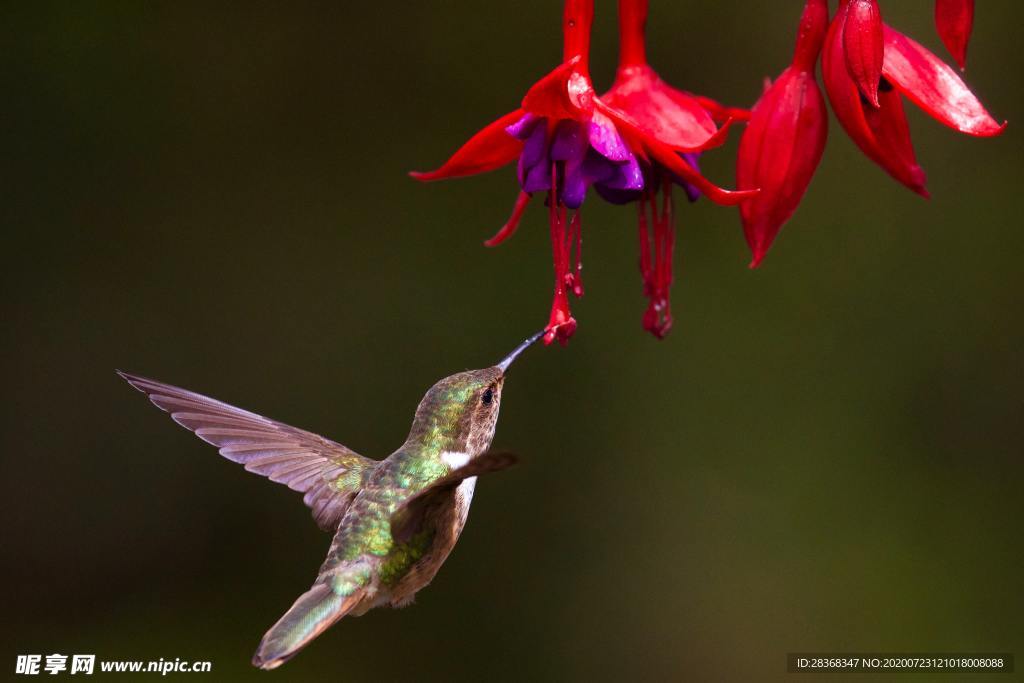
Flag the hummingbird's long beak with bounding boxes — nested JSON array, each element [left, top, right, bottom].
[[496, 329, 546, 372]]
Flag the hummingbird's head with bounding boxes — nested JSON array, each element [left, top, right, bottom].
[[406, 330, 545, 459]]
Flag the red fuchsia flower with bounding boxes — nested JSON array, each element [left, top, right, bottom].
[[736, 0, 829, 268], [935, 0, 974, 70], [412, 0, 630, 345], [412, 0, 753, 345], [822, 0, 1005, 197], [598, 0, 751, 337]]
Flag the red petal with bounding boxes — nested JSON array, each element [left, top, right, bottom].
[[843, 0, 884, 108], [823, 7, 928, 196], [737, 67, 827, 267], [410, 109, 524, 181], [935, 0, 974, 70], [602, 65, 725, 152], [882, 24, 1004, 137], [521, 56, 593, 121]]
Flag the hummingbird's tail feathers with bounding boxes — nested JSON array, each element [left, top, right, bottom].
[[117, 370, 376, 532], [252, 583, 364, 670]]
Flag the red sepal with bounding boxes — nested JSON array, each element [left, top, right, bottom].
[[691, 94, 752, 123], [602, 65, 728, 152], [882, 24, 1005, 137], [935, 0, 974, 70], [521, 57, 593, 121], [864, 83, 927, 196], [410, 109, 524, 181], [598, 100, 757, 207], [484, 192, 532, 247]]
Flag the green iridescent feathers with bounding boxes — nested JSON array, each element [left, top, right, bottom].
[[404, 368, 504, 455], [391, 450, 519, 543]]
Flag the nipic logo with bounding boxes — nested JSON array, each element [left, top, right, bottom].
[[15, 654, 94, 675], [15, 654, 210, 676]]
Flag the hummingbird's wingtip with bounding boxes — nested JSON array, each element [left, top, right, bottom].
[[116, 369, 137, 385], [116, 370, 153, 395]]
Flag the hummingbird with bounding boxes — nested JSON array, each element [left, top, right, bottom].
[[118, 330, 545, 669]]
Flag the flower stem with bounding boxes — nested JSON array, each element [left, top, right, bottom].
[[563, 0, 594, 74], [793, 0, 830, 71], [617, 0, 648, 68]]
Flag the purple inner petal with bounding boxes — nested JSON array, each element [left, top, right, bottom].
[[608, 155, 644, 191], [517, 122, 549, 187], [592, 156, 644, 205], [581, 150, 615, 186], [593, 184, 641, 205], [521, 123, 548, 170], [522, 161, 551, 194], [506, 112, 540, 140], [588, 117, 632, 162], [551, 120, 588, 162], [561, 159, 588, 209], [673, 153, 702, 203], [511, 114, 647, 208]]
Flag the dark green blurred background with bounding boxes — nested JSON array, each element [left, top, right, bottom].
[[3, 2, 1022, 681]]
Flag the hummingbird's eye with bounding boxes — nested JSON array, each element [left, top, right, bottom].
[[481, 388, 494, 405]]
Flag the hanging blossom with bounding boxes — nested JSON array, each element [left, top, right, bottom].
[[737, 0, 1004, 267], [412, 0, 752, 344], [413, 0, 1005, 341], [600, 0, 751, 337], [821, 0, 1004, 197], [736, 0, 829, 267]]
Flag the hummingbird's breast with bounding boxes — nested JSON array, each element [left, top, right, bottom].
[[318, 444, 481, 611], [384, 475, 477, 608]]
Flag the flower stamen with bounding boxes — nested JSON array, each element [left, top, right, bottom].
[[636, 176, 675, 339]]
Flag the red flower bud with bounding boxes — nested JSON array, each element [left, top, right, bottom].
[[935, 0, 974, 70], [736, 0, 829, 267], [823, 2, 926, 195], [824, 1, 1004, 197], [843, 0, 884, 108]]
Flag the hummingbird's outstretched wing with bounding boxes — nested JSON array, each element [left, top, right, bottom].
[[118, 371, 376, 531], [390, 451, 519, 543]]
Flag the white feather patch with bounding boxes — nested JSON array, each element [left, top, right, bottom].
[[455, 477, 477, 524], [440, 450, 470, 468]]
